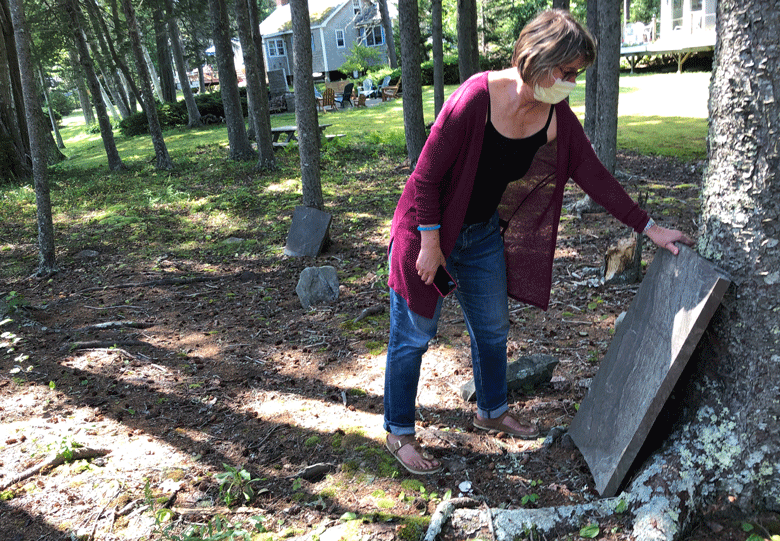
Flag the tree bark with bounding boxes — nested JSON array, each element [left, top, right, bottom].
[[695, 0, 780, 512], [431, 0, 444, 118], [68, 48, 94, 126], [85, 0, 143, 117], [121, 0, 173, 170], [289, 0, 323, 211], [246, 0, 275, 170], [153, 3, 176, 103], [208, 0, 255, 161], [63, 0, 124, 172], [165, 0, 201, 128], [377, 0, 397, 68], [398, 0, 426, 167], [456, 0, 479, 83], [8, 0, 57, 275], [0, 0, 30, 180]]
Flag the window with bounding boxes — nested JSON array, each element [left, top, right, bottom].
[[352, 0, 360, 14], [359, 26, 384, 47], [335, 29, 345, 48], [268, 39, 285, 57]]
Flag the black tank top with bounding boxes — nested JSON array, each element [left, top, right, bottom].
[[463, 104, 554, 225]]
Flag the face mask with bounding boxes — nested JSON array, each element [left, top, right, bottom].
[[533, 78, 576, 104]]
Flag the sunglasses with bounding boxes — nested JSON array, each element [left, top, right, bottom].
[[558, 67, 586, 80]]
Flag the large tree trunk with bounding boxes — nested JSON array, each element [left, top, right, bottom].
[[377, 0, 397, 68], [398, 0, 426, 167], [165, 0, 201, 128], [431, 0, 444, 118], [208, 0, 255, 161], [121, 0, 173, 170], [456, 0, 479, 83], [289, 0, 322, 211], [8, 0, 56, 275], [694, 0, 780, 512], [63, 0, 124, 172]]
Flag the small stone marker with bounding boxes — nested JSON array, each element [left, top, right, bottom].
[[568, 245, 731, 497], [296, 266, 339, 310], [284, 206, 332, 257], [460, 354, 559, 402]]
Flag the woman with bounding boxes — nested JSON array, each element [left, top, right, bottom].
[[384, 9, 693, 475]]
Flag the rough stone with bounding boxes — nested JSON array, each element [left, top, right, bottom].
[[460, 354, 558, 402], [296, 266, 339, 310], [284, 206, 332, 258], [568, 245, 731, 497]]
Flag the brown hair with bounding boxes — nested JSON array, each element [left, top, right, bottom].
[[511, 9, 596, 86]]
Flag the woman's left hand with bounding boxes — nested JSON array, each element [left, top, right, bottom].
[[645, 224, 694, 255]]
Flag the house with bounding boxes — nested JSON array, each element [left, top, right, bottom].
[[621, 0, 716, 72], [259, 0, 394, 83]]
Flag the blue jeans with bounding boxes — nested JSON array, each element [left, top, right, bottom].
[[384, 213, 510, 435]]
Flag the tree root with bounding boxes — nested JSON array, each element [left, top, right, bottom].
[[0, 447, 110, 491], [423, 497, 481, 541]]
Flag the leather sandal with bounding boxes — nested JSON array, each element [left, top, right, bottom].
[[385, 434, 442, 475], [473, 411, 540, 439]]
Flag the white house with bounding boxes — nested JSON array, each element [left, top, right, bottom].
[[260, 0, 395, 83], [621, 0, 717, 72]]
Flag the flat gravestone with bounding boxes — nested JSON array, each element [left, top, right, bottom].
[[284, 206, 332, 257], [568, 245, 731, 497], [267, 70, 288, 98]]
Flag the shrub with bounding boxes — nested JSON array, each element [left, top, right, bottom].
[[420, 55, 461, 85]]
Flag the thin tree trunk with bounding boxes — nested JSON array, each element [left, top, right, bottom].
[[208, 0, 255, 160], [431, 0, 444, 118], [9, 0, 57, 275], [165, 0, 201, 128], [1, 0, 31, 179], [153, 3, 176, 103], [289, 0, 323, 210], [121, 0, 173, 170], [244, 0, 275, 170], [399, 0, 426, 167], [69, 48, 94, 126], [377, 0, 397, 68], [63, 0, 124, 171], [142, 44, 164, 103], [38, 67, 66, 152], [457, 0, 479, 83]]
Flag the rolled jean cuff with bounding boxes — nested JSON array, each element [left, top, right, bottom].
[[477, 402, 508, 420], [383, 420, 416, 436]]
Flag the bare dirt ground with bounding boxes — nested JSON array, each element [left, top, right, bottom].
[[0, 152, 759, 540]]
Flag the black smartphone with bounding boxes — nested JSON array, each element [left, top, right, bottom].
[[433, 265, 457, 297]]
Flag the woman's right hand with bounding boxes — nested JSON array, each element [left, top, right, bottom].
[[416, 230, 446, 285]]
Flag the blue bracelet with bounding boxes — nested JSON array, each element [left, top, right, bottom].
[[643, 218, 656, 234], [417, 224, 441, 232]]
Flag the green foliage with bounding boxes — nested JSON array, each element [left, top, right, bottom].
[[48, 89, 77, 119], [214, 464, 260, 507], [580, 523, 600, 538], [119, 89, 249, 137], [419, 55, 461, 86], [340, 42, 383, 75]]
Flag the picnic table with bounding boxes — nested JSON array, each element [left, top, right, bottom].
[[271, 124, 342, 148]]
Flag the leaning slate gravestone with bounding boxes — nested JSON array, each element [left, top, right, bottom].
[[568, 245, 731, 497], [284, 206, 332, 257]]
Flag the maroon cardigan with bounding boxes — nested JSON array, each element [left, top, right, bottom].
[[388, 72, 649, 318]]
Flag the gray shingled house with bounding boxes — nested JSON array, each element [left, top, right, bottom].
[[259, 0, 394, 83]]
